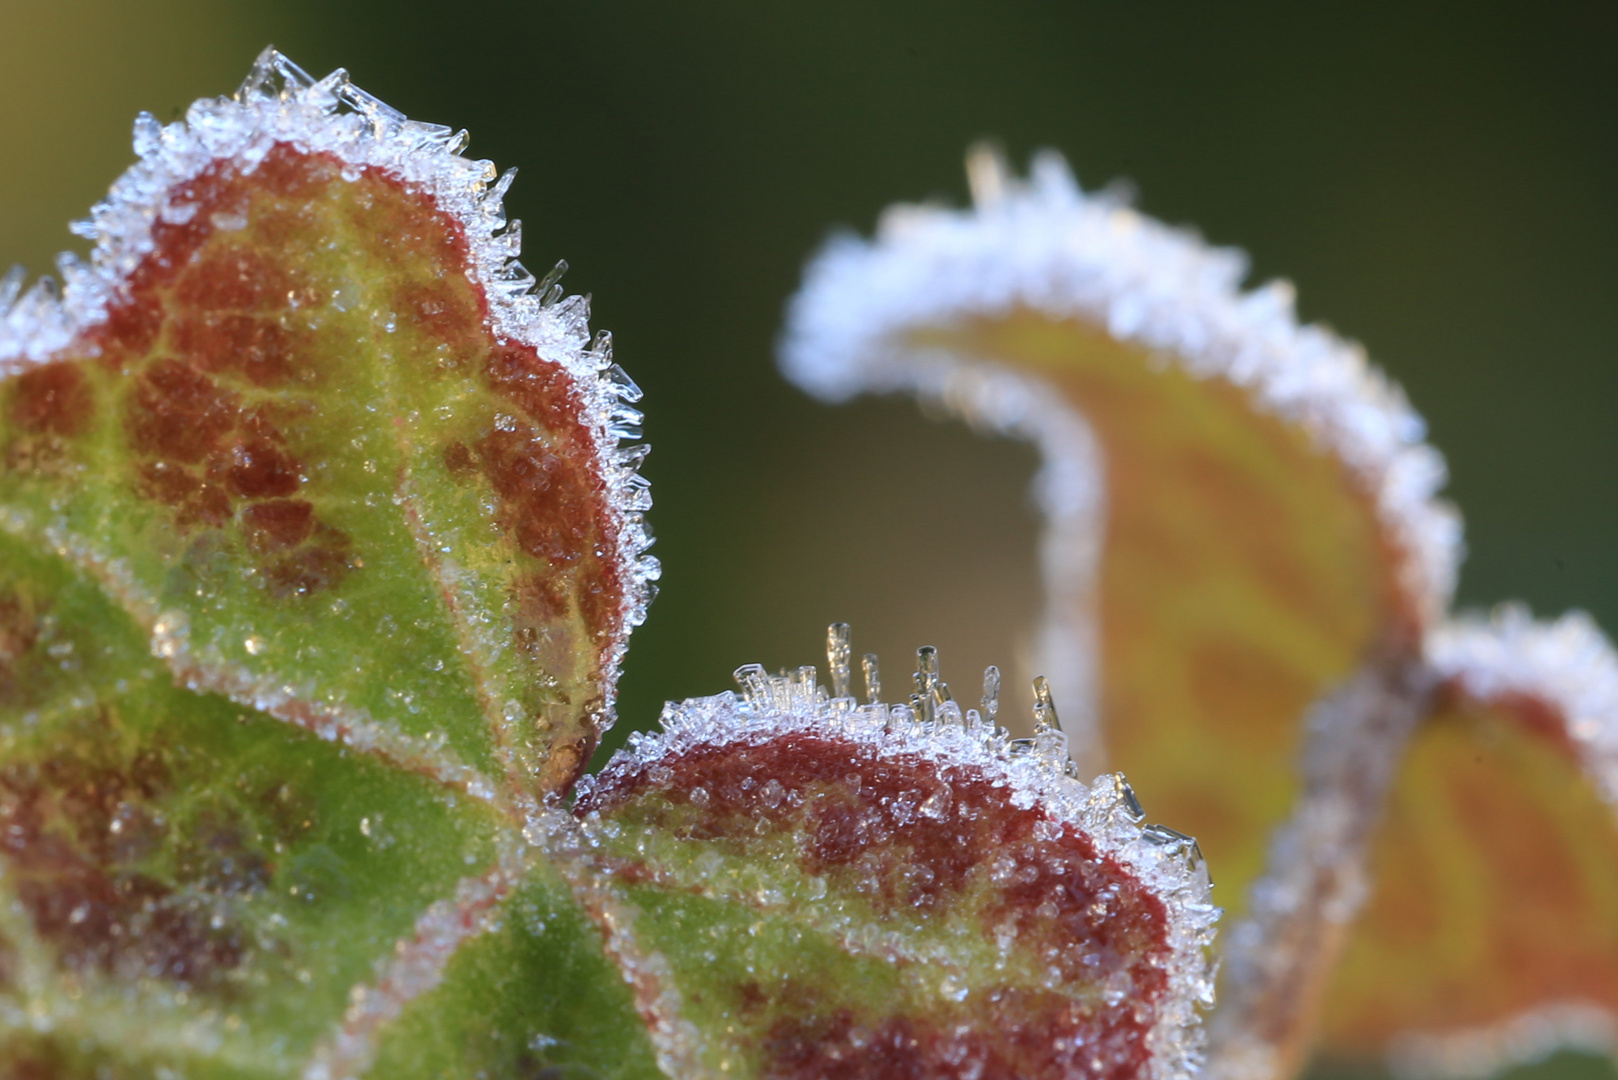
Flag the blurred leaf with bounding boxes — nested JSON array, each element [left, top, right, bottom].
[[1322, 610, 1618, 1076]]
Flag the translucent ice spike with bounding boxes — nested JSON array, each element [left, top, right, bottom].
[[862, 652, 882, 705], [1032, 674, 1060, 733], [982, 664, 1001, 726], [827, 622, 853, 699]]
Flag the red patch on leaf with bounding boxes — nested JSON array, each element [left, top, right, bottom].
[[585, 733, 1165, 945], [479, 426, 589, 563], [582, 730, 1180, 1080], [173, 246, 304, 313], [126, 359, 240, 465], [226, 435, 301, 499], [0, 722, 277, 990], [0, 589, 42, 705], [764, 991, 1151, 1080], [173, 313, 297, 388], [242, 499, 316, 552], [10, 362, 93, 438], [397, 280, 482, 359], [263, 526, 353, 598]]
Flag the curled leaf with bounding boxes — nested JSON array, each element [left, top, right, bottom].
[[781, 147, 1458, 1077], [570, 641, 1219, 1080], [782, 146, 1457, 888]]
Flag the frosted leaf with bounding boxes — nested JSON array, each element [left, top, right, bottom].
[[779, 146, 1464, 1080], [0, 46, 656, 794], [1316, 607, 1618, 1077], [0, 48, 662, 1078], [572, 633, 1220, 1080]]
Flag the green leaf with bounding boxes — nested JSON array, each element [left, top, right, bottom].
[[0, 525, 506, 1075]]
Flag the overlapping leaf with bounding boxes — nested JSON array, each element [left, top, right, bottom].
[[1321, 609, 1618, 1076]]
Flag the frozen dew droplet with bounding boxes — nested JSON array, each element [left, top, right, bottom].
[[243, 634, 267, 656], [862, 652, 882, 705], [827, 622, 853, 699]]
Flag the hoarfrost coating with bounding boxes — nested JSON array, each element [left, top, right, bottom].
[[780, 147, 1462, 662], [576, 659, 1222, 1080], [0, 46, 660, 724]]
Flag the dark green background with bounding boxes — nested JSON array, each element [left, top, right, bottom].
[[2, 5, 1614, 1075]]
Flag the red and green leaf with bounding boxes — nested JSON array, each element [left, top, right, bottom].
[[570, 657, 1216, 1080], [0, 47, 660, 1077]]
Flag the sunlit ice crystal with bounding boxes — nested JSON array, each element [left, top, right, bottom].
[[574, 627, 1220, 1080]]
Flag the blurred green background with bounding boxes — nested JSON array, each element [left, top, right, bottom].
[[1, 4, 1615, 1072]]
